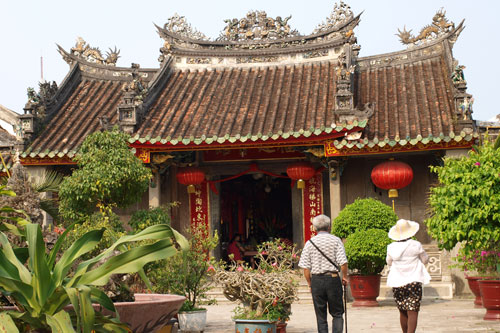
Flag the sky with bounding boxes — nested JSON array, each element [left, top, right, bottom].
[[0, 0, 499, 121]]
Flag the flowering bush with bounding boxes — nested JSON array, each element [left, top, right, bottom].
[[453, 244, 500, 277], [213, 239, 300, 321]]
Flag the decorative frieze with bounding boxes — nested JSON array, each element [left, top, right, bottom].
[[186, 57, 211, 64], [313, 0, 354, 34], [236, 56, 279, 64], [303, 50, 329, 59]]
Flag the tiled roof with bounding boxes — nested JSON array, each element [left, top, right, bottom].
[[327, 54, 477, 151], [24, 79, 124, 158], [133, 62, 360, 146], [22, 43, 475, 159]]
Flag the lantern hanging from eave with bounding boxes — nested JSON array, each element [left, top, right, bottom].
[[371, 160, 413, 198], [176, 167, 205, 193], [286, 162, 316, 189]]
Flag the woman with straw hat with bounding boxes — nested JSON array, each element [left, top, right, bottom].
[[386, 219, 431, 333]]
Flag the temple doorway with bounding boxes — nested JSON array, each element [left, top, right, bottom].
[[220, 174, 293, 253]]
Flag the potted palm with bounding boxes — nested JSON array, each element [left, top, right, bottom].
[[214, 239, 300, 333], [149, 222, 219, 332], [332, 197, 397, 307], [426, 136, 500, 320]]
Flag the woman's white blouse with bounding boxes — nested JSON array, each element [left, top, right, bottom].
[[386, 239, 431, 288]]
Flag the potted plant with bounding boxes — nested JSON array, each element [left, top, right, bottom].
[[426, 136, 500, 320], [214, 239, 300, 333], [0, 220, 188, 332], [332, 197, 397, 306], [344, 229, 392, 306], [149, 222, 219, 332]]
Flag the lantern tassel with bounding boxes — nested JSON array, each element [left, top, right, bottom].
[[297, 179, 305, 189], [187, 184, 196, 193]]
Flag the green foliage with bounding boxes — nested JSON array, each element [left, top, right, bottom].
[[128, 205, 175, 231], [149, 223, 218, 311], [332, 198, 397, 239], [63, 210, 126, 260], [426, 139, 500, 257], [0, 222, 188, 332], [344, 229, 392, 275], [59, 128, 152, 221]]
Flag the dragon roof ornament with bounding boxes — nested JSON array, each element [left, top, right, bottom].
[[313, 0, 354, 34], [397, 9, 455, 46], [163, 13, 208, 41], [58, 37, 120, 66], [217, 10, 300, 41]]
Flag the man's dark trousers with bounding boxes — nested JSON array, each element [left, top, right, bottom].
[[311, 275, 344, 333]]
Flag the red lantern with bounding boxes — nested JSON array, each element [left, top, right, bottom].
[[371, 160, 413, 198], [286, 162, 316, 189], [176, 167, 205, 193]]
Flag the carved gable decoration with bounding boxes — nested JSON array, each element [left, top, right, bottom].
[[58, 37, 120, 66], [162, 13, 208, 41], [313, 0, 354, 33], [397, 9, 455, 46], [218, 10, 299, 42]]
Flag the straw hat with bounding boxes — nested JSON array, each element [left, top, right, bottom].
[[388, 219, 420, 241]]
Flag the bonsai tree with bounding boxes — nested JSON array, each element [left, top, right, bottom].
[[332, 197, 397, 239], [426, 136, 500, 275], [59, 127, 151, 221], [344, 229, 392, 275], [214, 240, 300, 322]]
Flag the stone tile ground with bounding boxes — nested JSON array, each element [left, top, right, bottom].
[[202, 300, 500, 332]]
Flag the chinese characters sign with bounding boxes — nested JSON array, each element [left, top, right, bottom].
[[189, 182, 210, 229], [302, 173, 323, 242]]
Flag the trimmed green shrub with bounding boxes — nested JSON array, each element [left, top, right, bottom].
[[332, 197, 397, 239], [344, 229, 392, 275]]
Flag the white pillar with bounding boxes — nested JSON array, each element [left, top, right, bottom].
[[148, 171, 161, 208], [329, 165, 341, 220]]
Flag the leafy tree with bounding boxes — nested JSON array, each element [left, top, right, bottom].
[[59, 128, 151, 221], [426, 137, 500, 252]]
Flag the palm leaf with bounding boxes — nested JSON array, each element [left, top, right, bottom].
[[46, 310, 76, 333], [26, 224, 53, 309], [31, 170, 65, 193], [0, 312, 19, 333], [39, 198, 60, 222]]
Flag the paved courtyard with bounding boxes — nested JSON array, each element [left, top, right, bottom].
[[203, 299, 500, 332]]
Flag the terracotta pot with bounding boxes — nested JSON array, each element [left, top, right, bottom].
[[276, 321, 287, 333], [465, 276, 483, 307], [103, 293, 186, 331], [234, 319, 277, 333], [349, 274, 381, 307], [478, 280, 500, 321]]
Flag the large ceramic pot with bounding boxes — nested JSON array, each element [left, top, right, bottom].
[[234, 319, 277, 333], [349, 275, 381, 307], [178, 309, 208, 332], [106, 293, 186, 332], [478, 280, 500, 321], [465, 276, 483, 307]]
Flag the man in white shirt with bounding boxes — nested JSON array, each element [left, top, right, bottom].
[[298, 214, 349, 333]]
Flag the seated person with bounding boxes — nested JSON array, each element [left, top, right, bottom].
[[227, 234, 245, 263]]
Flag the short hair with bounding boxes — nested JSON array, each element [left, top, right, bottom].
[[312, 214, 331, 232]]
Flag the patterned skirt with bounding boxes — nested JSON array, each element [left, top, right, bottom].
[[392, 282, 423, 311]]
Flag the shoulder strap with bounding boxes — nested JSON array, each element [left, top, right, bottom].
[[309, 239, 340, 272]]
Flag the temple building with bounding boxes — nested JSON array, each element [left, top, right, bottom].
[[14, 2, 478, 298]]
